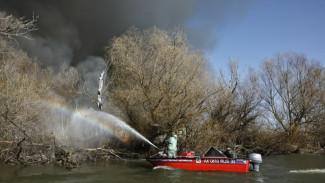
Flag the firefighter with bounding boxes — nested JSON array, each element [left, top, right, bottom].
[[224, 147, 237, 158], [165, 132, 178, 158]]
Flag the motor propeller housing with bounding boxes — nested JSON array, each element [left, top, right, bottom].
[[248, 153, 262, 171]]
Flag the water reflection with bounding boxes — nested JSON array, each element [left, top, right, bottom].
[[0, 154, 324, 183]]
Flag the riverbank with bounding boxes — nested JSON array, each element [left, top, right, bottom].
[[0, 141, 141, 169], [1, 139, 324, 169]]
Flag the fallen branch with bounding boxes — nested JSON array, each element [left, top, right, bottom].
[[16, 137, 25, 160]]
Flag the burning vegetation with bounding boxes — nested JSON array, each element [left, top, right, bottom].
[[0, 11, 325, 167]]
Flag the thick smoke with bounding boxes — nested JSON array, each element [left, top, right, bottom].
[[0, 0, 191, 66], [0, 0, 257, 67], [0, 0, 257, 147]]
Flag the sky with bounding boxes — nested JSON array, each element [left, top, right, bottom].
[[0, 0, 324, 76], [199, 0, 325, 74]]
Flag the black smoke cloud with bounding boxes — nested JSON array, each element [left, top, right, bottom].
[[0, 0, 257, 66]]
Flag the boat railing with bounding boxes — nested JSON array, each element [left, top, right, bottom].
[[176, 155, 200, 158]]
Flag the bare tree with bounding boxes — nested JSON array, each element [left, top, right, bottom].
[[197, 63, 261, 152], [52, 63, 81, 100], [105, 27, 216, 144], [0, 11, 85, 164], [259, 52, 325, 141], [0, 11, 37, 43]]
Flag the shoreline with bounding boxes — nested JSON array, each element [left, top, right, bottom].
[[1, 142, 324, 169]]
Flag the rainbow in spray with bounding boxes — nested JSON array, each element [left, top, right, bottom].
[[38, 100, 159, 149]]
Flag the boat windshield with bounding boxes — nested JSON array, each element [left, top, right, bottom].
[[203, 147, 226, 157]]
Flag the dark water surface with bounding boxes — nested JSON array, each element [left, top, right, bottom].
[[1, 154, 324, 183]]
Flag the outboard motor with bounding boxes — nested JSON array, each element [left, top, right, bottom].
[[248, 153, 262, 172]]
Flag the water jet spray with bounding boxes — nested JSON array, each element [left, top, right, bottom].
[[77, 108, 160, 150]]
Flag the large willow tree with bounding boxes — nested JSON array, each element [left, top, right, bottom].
[[105, 27, 215, 143], [259, 52, 325, 145]]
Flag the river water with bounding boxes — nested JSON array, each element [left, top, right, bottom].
[[0, 154, 324, 183]]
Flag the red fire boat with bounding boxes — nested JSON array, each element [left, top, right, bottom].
[[147, 147, 262, 173]]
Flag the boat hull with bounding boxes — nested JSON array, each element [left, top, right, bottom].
[[147, 157, 250, 172]]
